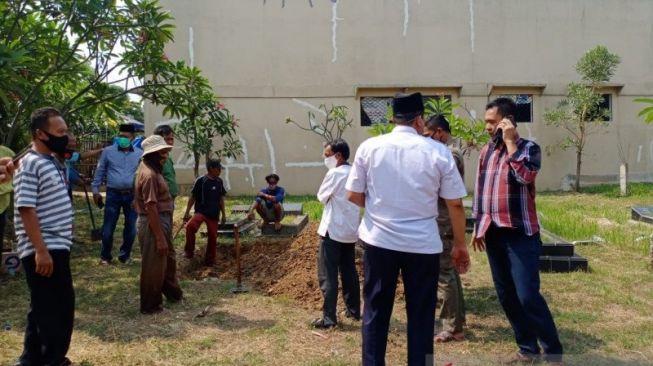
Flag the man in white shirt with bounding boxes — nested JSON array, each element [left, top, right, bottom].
[[312, 139, 361, 329], [346, 92, 470, 366]]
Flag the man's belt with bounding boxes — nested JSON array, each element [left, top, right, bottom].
[[440, 233, 454, 239]]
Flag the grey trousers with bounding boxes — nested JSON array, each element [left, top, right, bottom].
[[437, 237, 466, 333]]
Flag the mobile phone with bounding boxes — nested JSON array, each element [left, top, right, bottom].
[[492, 115, 515, 145]]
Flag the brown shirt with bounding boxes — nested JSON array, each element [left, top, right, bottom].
[[134, 162, 173, 214], [437, 147, 465, 237]]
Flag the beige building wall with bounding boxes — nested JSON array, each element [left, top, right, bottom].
[[146, 0, 653, 194]]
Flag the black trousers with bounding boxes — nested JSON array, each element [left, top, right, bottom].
[[317, 233, 360, 325], [361, 242, 440, 366], [0, 210, 6, 251], [19, 250, 75, 366]]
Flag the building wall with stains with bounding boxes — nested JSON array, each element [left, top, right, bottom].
[[146, 0, 653, 194]]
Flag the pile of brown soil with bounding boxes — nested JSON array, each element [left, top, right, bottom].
[[179, 222, 331, 310], [180, 222, 407, 311]]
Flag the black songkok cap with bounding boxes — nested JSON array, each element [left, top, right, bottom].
[[118, 124, 135, 133], [392, 92, 424, 119]]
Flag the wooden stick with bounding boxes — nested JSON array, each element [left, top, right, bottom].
[[234, 224, 242, 288]]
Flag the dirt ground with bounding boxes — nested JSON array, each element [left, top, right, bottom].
[[179, 222, 374, 311]]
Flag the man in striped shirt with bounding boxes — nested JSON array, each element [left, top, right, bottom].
[[471, 98, 563, 365], [13, 107, 75, 366]]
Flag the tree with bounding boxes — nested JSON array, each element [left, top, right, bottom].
[[543, 46, 620, 192], [285, 104, 352, 143], [635, 97, 653, 124], [159, 63, 241, 178], [424, 97, 489, 155]]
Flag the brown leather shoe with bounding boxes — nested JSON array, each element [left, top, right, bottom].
[[499, 352, 540, 364]]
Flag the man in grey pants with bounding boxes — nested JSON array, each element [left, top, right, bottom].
[[423, 114, 467, 342]]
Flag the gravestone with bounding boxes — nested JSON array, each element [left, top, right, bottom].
[[632, 206, 653, 269], [539, 229, 588, 273], [261, 215, 309, 236], [231, 203, 304, 216], [631, 206, 653, 224]]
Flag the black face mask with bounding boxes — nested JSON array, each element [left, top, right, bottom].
[[40, 130, 69, 155]]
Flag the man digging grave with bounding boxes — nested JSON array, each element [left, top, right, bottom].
[[183, 159, 227, 267]]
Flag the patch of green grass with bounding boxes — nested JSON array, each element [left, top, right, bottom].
[[538, 184, 653, 253], [2, 188, 653, 365]]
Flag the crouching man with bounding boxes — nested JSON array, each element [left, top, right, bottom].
[[134, 135, 183, 314]]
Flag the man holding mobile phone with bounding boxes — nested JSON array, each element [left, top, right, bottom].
[[471, 97, 563, 365]]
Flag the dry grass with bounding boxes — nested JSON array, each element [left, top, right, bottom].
[[1, 189, 652, 365]]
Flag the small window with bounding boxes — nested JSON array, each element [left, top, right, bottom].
[[360, 94, 452, 126], [598, 94, 612, 121], [361, 97, 392, 126], [497, 94, 533, 123]]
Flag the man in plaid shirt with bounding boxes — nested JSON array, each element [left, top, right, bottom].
[[471, 97, 563, 366]]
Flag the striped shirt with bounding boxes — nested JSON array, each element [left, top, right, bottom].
[[14, 150, 73, 258], [472, 138, 541, 238]]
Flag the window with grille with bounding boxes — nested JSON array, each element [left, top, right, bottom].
[[360, 97, 392, 126], [360, 95, 452, 126], [497, 94, 533, 123]]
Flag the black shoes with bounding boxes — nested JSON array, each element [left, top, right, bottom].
[[311, 318, 336, 329], [345, 311, 361, 321]]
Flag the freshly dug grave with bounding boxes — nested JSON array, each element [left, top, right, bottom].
[[179, 222, 372, 311]]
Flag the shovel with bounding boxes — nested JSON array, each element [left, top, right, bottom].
[[82, 184, 102, 241]]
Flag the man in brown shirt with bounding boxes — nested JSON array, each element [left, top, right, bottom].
[[423, 114, 467, 342], [134, 135, 182, 314]]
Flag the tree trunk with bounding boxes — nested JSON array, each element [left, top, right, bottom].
[[575, 148, 582, 192], [193, 151, 200, 178]]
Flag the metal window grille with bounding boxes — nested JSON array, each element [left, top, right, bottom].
[[498, 94, 533, 122], [361, 97, 392, 126]]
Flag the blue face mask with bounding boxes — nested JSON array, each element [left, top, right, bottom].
[[117, 136, 131, 149]]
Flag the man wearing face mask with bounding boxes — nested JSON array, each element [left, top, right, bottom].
[[92, 123, 143, 265], [472, 97, 563, 365], [346, 92, 470, 366], [423, 115, 467, 343], [247, 173, 285, 232], [13, 107, 75, 366], [54, 133, 103, 200], [311, 138, 361, 329], [134, 135, 183, 314]]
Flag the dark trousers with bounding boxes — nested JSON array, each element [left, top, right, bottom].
[[0, 210, 6, 251], [317, 234, 360, 325], [19, 250, 75, 366], [101, 189, 137, 262], [362, 242, 439, 366], [485, 224, 563, 362], [138, 213, 183, 313]]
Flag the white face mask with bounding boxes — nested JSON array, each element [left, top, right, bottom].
[[324, 155, 338, 170]]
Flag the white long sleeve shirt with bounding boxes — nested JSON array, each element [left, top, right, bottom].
[[317, 164, 360, 243]]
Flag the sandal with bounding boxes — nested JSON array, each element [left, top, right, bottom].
[[434, 330, 465, 342], [274, 222, 282, 232]]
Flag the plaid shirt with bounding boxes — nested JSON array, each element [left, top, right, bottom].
[[472, 138, 541, 238]]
